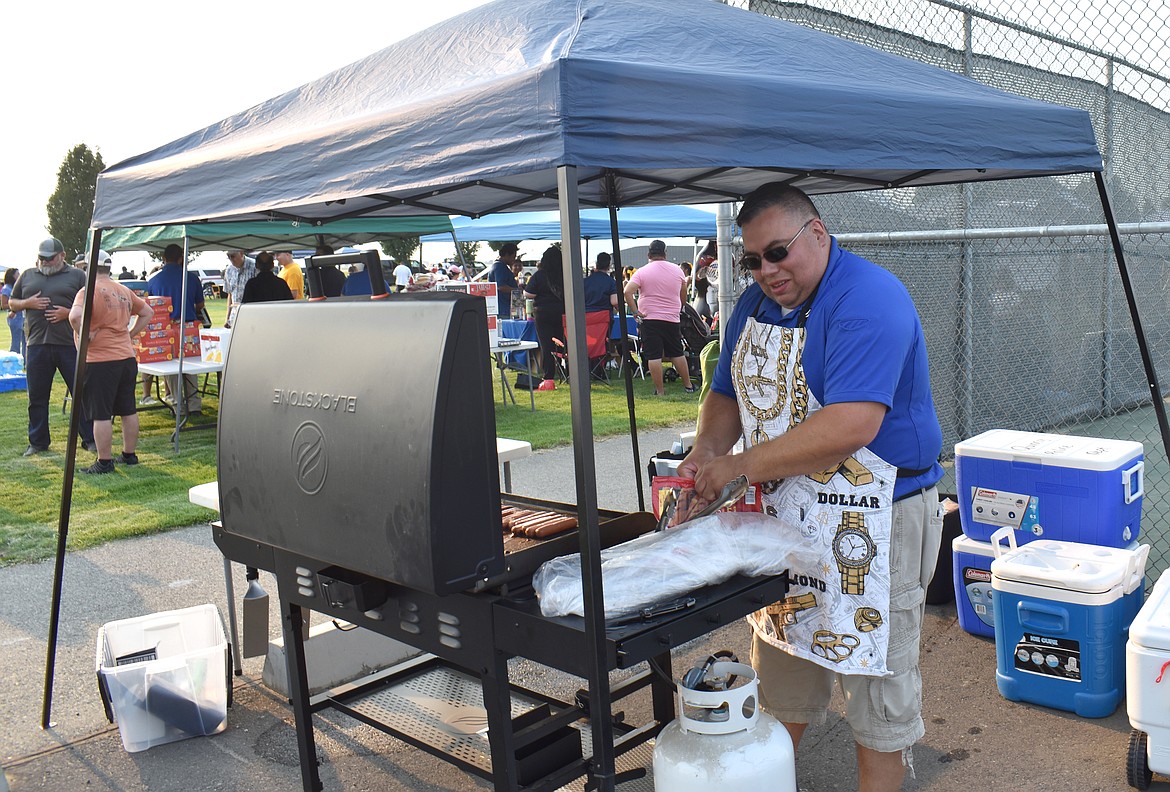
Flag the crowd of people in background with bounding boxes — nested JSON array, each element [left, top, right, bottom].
[[4, 237, 723, 469], [475, 240, 719, 395]]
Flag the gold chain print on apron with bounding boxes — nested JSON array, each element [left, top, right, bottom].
[[733, 315, 899, 676], [734, 323, 789, 445]]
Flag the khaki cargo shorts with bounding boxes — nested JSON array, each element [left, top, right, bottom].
[[751, 486, 943, 754]]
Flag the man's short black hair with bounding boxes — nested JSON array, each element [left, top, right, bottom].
[[499, 242, 519, 257], [736, 182, 821, 227], [163, 243, 184, 263], [595, 251, 612, 271], [255, 251, 275, 271]]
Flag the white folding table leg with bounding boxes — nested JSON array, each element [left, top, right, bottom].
[[223, 557, 244, 674]]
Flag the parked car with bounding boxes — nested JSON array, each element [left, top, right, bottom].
[[470, 263, 536, 282], [188, 266, 226, 298]]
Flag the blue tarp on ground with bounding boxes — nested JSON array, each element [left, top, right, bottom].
[[420, 206, 718, 243], [92, 0, 1100, 230]]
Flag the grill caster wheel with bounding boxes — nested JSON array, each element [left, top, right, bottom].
[[1128, 729, 1152, 790]]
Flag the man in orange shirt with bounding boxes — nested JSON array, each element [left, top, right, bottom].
[[69, 250, 154, 474]]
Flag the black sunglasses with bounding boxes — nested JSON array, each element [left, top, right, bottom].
[[739, 219, 813, 270]]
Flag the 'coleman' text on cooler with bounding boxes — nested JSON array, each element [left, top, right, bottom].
[[273, 389, 357, 413]]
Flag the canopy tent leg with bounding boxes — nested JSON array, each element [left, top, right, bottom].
[[1094, 172, 1170, 461], [559, 166, 618, 792], [42, 230, 104, 728], [170, 236, 192, 453], [604, 176, 645, 513]]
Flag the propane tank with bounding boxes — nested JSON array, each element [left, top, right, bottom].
[[653, 658, 795, 792]]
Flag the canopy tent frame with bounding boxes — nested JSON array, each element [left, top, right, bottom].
[[46, 3, 1168, 790]]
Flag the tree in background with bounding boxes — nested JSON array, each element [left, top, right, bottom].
[[486, 240, 522, 255], [380, 236, 420, 265], [47, 144, 105, 256], [454, 240, 481, 267]]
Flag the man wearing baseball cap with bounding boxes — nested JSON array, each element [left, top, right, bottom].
[[8, 238, 95, 456]]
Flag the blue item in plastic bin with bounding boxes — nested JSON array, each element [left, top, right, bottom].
[[0, 352, 26, 391], [991, 527, 1147, 718], [0, 351, 23, 375]]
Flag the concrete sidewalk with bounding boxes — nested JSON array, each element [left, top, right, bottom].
[[0, 424, 1162, 790]]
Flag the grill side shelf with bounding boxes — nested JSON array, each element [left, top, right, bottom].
[[492, 572, 790, 674]]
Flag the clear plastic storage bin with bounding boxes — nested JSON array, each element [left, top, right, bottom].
[[96, 603, 231, 752]]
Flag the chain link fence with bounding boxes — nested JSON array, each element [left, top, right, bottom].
[[727, 0, 1170, 576]]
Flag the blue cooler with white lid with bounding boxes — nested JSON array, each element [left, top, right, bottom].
[[954, 534, 1142, 640], [990, 527, 1147, 718], [955, 429, 1144, 547], [952, 534, 997, 638]]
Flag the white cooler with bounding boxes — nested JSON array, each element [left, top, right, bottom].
[[1127, 567, 1170, 784]]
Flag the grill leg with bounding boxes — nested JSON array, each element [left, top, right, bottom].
[[279, 590, 323, 792], [650, 651, 675, 728], [483, 651, 520, 792]]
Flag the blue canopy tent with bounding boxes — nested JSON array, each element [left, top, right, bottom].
[[89, 0, 1101, 226], [57, 3, 1155, 789], [419, 206, 718, 243]]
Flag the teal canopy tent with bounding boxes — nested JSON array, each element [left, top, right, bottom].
[[100, 216, 454, 252]]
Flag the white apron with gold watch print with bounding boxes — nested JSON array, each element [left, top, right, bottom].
[[734, 315, 896, 677]]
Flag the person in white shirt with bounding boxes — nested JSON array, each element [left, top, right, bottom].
[[391, 259, 414, 293]]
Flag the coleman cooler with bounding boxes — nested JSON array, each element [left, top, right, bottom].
[[955, 429, 1144, 547], [953, 533, 997, 638], [991, 529, 1147, 718]]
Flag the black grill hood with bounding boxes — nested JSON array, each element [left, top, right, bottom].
[[217, 293, 504, 595]]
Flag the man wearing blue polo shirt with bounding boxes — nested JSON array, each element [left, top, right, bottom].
[[680, 183, 943, 792], [486, 243, 519, 319], [146, 244, 205, 414]]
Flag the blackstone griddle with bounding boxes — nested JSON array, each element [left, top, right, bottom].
[[215, 294, 788, 792]]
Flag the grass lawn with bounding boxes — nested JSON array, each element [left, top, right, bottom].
[[0, 296, 699, 565]]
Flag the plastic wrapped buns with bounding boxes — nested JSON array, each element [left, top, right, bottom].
[[532, 512, 818, 619]]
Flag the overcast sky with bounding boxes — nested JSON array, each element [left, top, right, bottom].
[[4, 0, 487, 270]]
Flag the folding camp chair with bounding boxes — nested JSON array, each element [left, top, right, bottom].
[[549, 336, 572, 383], [556, 311, 614, 384], [623, 334, 646, 380]]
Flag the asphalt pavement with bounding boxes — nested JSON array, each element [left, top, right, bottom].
[[0, 423, 1163, 791]]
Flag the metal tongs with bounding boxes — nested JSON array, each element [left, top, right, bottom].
[[655, 488, 678, 532], [687, 474, 750, 523]]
